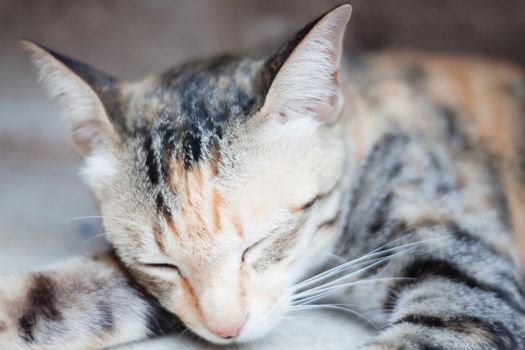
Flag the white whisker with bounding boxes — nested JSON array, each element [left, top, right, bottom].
[[62, 215, 150, 231], [293, 277, 413, 305], [293, 247, 413, 296], [293, 256, 392, 297], [293, 237, 442, 290], [293, 248, 400, 291], [80, 229, 137, 247], [81, 232, 109, 246]]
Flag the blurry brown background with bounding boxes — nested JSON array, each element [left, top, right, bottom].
[[1, 0, 524, 271]]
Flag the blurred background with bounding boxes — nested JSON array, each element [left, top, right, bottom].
[[1, 0, 525, 271]]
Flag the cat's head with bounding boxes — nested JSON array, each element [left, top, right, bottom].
[[24, 4, 351, 344]]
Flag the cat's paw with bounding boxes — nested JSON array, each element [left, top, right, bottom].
[[357, 323, 432, 350], [357, 323, 496, 350]]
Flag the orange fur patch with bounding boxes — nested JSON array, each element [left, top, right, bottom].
[[179, 275, 204, 324], [166, 219, 179, 238], [231, 215, 244, 238], [212, 189, 223, 233]]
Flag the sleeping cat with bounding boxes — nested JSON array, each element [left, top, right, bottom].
[[2, 3, 525, 349]]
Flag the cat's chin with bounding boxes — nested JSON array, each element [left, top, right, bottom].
[[187, 304, 287, 345], [189, 317, 280, 345]]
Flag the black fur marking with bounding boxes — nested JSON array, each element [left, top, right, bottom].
[[419, 345, 446, 350], [384, 257, 525, 313], [401, 63, 426, 89], [181, 123, 202, 168], [395, 313, 446, 328], [97, 302, 114, 331], [150, 56, 263, 168], [427, 152, 460, 194], [155, 193, 167, 214], [368, 192, 393, 234], [338, 133, 409, 257], [34, 42, 127, 131], [395, 314, 518, 350], [348, 132, 408, 214], [428, 152, 443, 172], [388, 162, 403, 179], [447, 223, 512, 262], [254, 220, 306, 272], [260, 11, 322, 92], [447, 224, 525, 300], [160, 127, 176, 179], [143, 134, 159, 185], [435, 104, 472, 151], [155, 193, 173, 227], [18, 275, 63, 343], [107, 251, 182, 337], [437, 105, 460, 139], [144, 299, 182, 336], [40, 45, 115, 94], [486, 156, 512, 229]]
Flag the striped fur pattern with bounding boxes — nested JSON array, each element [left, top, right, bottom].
[[0, 253, 180, 350], [2, 3, 525, 349]]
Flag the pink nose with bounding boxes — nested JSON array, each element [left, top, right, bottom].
[[207, 319, 246, 339]]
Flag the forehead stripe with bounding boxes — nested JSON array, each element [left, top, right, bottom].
[[144, 134, 160, 185], [156, 193, 171, 218], [160, 127, 176, 181], [153, 226, 166, 253]]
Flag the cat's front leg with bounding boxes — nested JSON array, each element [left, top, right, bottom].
[[354, 225, 525, 350], [359, 280, 524, 350], [0, 253, 181, 350]]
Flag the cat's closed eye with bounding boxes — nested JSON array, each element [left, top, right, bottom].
[[300, 197, 318, 211], [242, 236, 270, 262], [143, 263, 181, 273], [294, 196, 320, 213]]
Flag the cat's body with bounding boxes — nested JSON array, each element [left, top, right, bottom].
[[335, 52, 525, 346], [2, 4, 525, 349]]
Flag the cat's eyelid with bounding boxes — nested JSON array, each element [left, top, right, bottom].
[[301, 197, 318, 210], [242, 235, 271, 262], [141, 262, 180, 273], [294, 195, 321, 212], [295, 179, 342, 212]]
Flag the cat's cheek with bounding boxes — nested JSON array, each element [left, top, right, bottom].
[[240, 292, 291, 342], [236, 273, 292, 342], [161, 280, 212, 340]]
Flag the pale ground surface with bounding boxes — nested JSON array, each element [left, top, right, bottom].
[[114, 313, 369, 349], [0, 241, 370, 349]]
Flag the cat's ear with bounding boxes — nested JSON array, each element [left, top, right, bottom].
[[260, 4, 351, 123], [21, 40, 120, 157]]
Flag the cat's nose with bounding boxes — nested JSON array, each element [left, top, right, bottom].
[[207, 317, 246, 339]]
